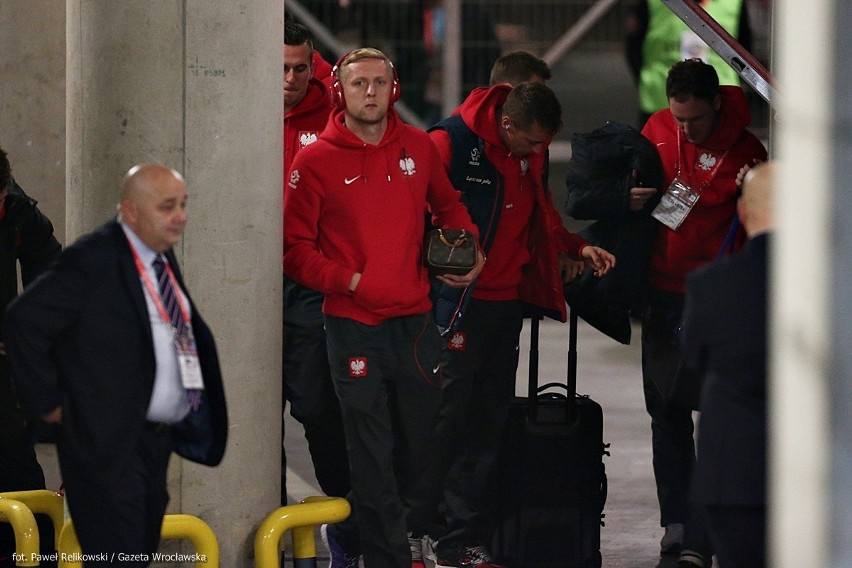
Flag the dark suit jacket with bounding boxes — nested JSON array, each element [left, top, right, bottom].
[[681, 233, 768, 507], [3, 220, 227, 484]]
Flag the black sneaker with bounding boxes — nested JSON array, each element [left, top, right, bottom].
[[321, 523, 361, 568], [435, 544, 506, 568]]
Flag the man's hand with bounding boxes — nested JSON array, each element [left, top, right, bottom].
[[630, 186, 657, 212], [436, 250, 486, 288], [629, 168, 657, 212], [736, 159, 763, 189], [43, 406, 62, 424], [559, 254, 586, 283], [349, 272, 361, 294], [581, 245, 616, 277]]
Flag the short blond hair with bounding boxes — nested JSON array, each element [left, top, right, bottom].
[[335, 47, 394, 83]]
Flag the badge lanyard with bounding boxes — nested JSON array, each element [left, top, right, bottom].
[[651, 128, 729, 231], [674, 128, 728, 191], [126, 238, 205, 391]]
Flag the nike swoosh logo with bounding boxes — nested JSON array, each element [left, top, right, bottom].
[[344, 175, 362, 185], [433, 364, 441, 374]]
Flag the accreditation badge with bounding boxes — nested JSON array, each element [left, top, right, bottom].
[[175, 329, 205, 390], [651, 178, 700, 231]]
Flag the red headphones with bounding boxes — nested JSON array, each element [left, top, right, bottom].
[[330, 49, 401, 111]]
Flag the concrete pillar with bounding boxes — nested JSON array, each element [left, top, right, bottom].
[[773, 0, 852, 565], [66, 2, 283, 565], [0, 1, 66, 242]]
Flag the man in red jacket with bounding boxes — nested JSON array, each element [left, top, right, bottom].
[[284, 15, 333, 175], [426, 81, 615, 568], [282, 15, 350, 510], [283, 47, 484, 568], [630, 58, 767, 567]]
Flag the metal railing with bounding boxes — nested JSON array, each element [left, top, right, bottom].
[[287, 0, 628, 127]]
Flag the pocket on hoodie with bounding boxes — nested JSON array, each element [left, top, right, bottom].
[[351, 267, 386, 311]]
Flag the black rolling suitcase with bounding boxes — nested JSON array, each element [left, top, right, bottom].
[[494, 310, 609, 568]]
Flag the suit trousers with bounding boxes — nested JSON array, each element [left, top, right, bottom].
[[325, 312, 444, 568], [61, 423, 172, 567], [703, 504, 765, 568]]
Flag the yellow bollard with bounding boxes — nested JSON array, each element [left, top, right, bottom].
[[159, 514, 219, 567], [0, 490, 65, 549], [57, 514, 219, 568], [56, 521, 80, 568], [254, 496, 350, 568], [0, 498, 40, 567]]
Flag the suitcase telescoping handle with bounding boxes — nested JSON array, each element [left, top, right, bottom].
[[567, 307, 578, 399], [527, 309, 579, 424]]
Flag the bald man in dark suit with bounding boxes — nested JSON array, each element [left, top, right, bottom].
[[4, 164, 228, 567], [681, 162, 775, 568]]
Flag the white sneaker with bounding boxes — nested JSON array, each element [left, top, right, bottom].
[[660, 522, 684, 553], [422, 535, 437, 565], [409, 532, 426, 568]]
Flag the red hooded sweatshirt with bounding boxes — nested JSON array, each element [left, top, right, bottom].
[[284, 77, 334, 269], [283, 109, 479, 325], [284, 77, 333, 177], [642, 85, 767, 293], [312, 50, 334, 87], [429, 85, 586, 319]]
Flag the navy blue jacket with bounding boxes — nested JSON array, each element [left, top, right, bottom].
[[4, 221, 228, 482], [681, 233, 768, 506], [428, 115, 503, 333]]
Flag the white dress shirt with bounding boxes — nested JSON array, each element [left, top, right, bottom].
[[121, 223, 191, 423]]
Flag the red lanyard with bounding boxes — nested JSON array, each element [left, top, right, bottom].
[[126, 238, 191, 328], [675, 128, 728, 191]]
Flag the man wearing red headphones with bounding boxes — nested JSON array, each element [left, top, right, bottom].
[[283, 48, 485, 568]]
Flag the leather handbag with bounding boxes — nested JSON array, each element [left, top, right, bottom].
[[424, 228, 477, 277]]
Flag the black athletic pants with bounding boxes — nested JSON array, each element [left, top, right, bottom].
[[325, 312, 444, 568], [0, 364, 53, 568], [434, 299, 523, 554]]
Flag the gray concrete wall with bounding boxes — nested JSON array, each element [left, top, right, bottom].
[[66, 2, 185, 237], [828, 2, 852, 562], [65, 1, 283, 565], [772, 0, 847, 566], [0, 1, 66, 242], [181, 2, 284, 564]]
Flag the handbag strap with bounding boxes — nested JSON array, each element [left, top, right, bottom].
[[437, 229, 468, 248], [717, 213, 740, 258]]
